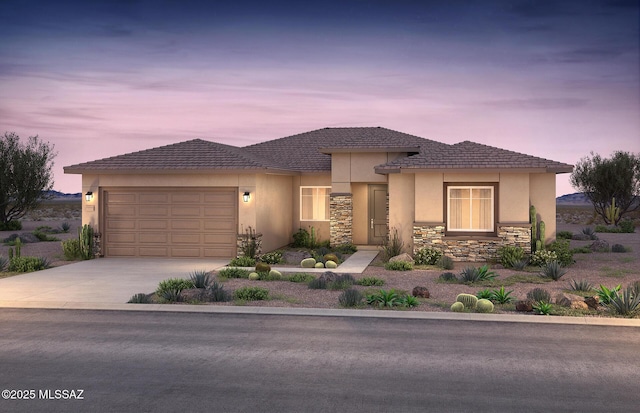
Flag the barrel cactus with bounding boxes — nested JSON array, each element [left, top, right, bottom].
[[451, 302, 465, 312], [324, 253, 339, 263], [268, 269, 282, 279], [314, 262, 325, 268], [256, 262, 271, 273], [476, 299, 494, 313], [456, 293, 478, 309], [325, 260, 338, 269], [301, 258, 316, 268], [248, 272, 260, 280]]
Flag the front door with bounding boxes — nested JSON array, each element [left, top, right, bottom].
[[368, 185, 388, 245]]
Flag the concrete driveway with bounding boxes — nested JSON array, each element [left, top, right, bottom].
[[0, 258, 229, 305]]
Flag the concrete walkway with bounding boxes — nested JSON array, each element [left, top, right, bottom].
[[227, 249, 380, 273]]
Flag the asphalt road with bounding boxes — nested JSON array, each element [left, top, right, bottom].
[[0, 309, 638, 413]]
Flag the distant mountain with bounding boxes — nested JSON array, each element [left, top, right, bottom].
[[556, 192, 590, 205], [44, 190, 82, 199]]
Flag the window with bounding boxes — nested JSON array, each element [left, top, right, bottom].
[[447, 186, 494, 233], [300, 186, 330, 221]]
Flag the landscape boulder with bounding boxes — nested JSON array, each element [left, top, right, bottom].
[[555, 293, 589, 310], [584, 296, 600, 310], [515, 300, 534, 312], [590, 239, 610, 253], [412, 286, 430, 298], [389, 253, 414, 264]]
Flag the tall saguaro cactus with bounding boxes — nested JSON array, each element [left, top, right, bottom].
[[530, 205, 545, 253], [79, 224, 94, 260]]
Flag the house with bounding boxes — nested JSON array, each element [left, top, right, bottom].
[[64, 127, 573, 261]]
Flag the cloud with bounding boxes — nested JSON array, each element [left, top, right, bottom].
[[479, 98, 588, 110]]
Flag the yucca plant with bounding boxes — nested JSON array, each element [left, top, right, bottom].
[[607, 287, 640, 316], [189, 270, 211, 288], [160, 288, 182, 303], [568, 279, 593, 292], [539, 260, 567, 281], [205, 282, 230, 302]]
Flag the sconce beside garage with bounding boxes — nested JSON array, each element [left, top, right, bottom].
[[243, 191, 251, 203], [85, 191, 94, 202]]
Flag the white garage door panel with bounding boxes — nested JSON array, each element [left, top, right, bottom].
[[103, 188, 237, 258]]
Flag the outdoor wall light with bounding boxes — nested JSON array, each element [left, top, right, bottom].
[[243, 191, 251, 202], [85, 191, 93, 202]]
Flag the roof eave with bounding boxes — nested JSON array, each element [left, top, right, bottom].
[[63, 167, 299, 176], [374, 166, 572, 174]]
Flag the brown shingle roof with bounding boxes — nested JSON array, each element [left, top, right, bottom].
[[64, 139, 289, 173], [375, 140, 573, 173]]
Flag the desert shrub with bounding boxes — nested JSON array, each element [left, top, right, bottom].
[[532, 301, 552, 315], [414, 247, 442, 265], [539, 260, 568, 281], [33, 231, 59, 242], [607, 286, 640, 316], [556, 231, 573, 240], [327, 274, 355, 290], [530, 250, 558, 267], [8, 256, 49, 272], [61, 239, 81, 260], [156, 278, 194, 296], [512, 258, 530, 271], [384, 261, 413, 271], [292, 228, 309, 247], [595, 284, 621, 305], [618, 219, 635, 233], [459, 265, 496, 283], [339, 289, 363, 307], [204, 282, 231, 302], [0, 221, 22, 231], [218, 268, 250, 279], [611, 244, 627, 253], [366, 289, 402, 308], [438, 255, 454, 270], [239, 226, 259, 258], [527, 288, 551, 303], [489, 286, 513, 304], [287, 273, 315, 283], [439, 272, 458, 282], [160, 288, 182, 303], [476, 289, 494, 299], [233, 286, 269, 301], [259, 250, 284, 265], [128, 293, 151, 304], [0, 256, 7, 271], [229, 256, 256, 267], [497, 245, 525, 268], [357, 277, 385, 286], [60, 222, 71, 233], [581, 227, 598, 240], [399, 295, 420, 308], [189, 270, 211, 288], [571, 246, 592, 254], [568, 279, 594, 292], [308, 277, 328, 290], [334, 243, 358, 254], [382, 228, 404, 262], [546, 240, 574, 266]]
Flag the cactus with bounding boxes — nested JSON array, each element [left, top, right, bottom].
[[324, 253, 339, 263], [530, 205, 537, 252], [456, 293, 478, 309], [451, 302, 465, 312], [314, 262, 325, 268], [325, 260, 338, 269], [15, 238, 21, 258], [301, 258, 316, 268], [476, 299, 494, 313], [79, 224, 94, 260], [255, 262, 271, 273], [539, 221, 545, 248], [536, 240, 542, 252], [604, 197, 620, 224], [8, 248, 13, 260], [268, 269, 282, 278], [248, 272, 260, 280]]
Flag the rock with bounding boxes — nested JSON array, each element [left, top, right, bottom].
[[584, 296, 600, 309], [318, 271, 340, 283], [555, 293, 588, 308], [590, 239, 610, 252], [389, 253, 414, 263], [515, 300, 534, 312], [412, 286, 430, 298]]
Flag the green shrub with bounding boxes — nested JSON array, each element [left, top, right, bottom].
[[497, 245, 525, 268], [239, 226, 259, 258], [339, 289, 363, 307], [233, 286, 269, 301], [546, 240, 574, 266], [527, 288, 551, 303], [619, 219, 635, 233], [0, 221, 22, 231], [33, 231, 59, 242], [156, 278, 194, 296], [356, 277, 385, 287], [229, 256, 256, 267], [607, 286, 640, 316], [399, 295, 420, 308], [439, 272, 458, 282], [611, 244, 627, 253], [438, 255, 454, 270], [366, 289, 401, 308], [128, 293, 151, 304], [556, 231, 573, 240], [382, 228, 404, 262], [384, 261, 413, 271], [61, 239, 81, 260], [568, 279, 593, 292], [259, 250, 284, 264], [476, 289, 493, 299], [287, 273, 315, 283], [571, 246, 592, 254], [308, 277, 327, 290], [489, 286, 513, 304], [530, 250, 558, 267], [8, 256, 49, 272], [532, 301, 552, 315], [539, 260, 568, 281], [414, 247, 442, 265], [595, 284, 621, 305], [218, 268, 250, 279], [334, 243, 358, 254], [189, 270, 211, 288]]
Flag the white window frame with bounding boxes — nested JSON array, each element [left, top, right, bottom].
[[300, 186, 330, 221], [446, 186, 494, 233]]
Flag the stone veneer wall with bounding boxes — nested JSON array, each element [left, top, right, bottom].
[[413, 223, 531, 262], [330, 193, 353, 246]]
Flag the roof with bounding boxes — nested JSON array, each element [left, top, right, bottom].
[[64, 128, 573, 175]]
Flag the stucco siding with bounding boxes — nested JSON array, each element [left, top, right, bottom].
[[414, 173, 444, 222], [529, 173, 557, 244], [499, 174, 530, 222], [256, 174, 293, 252], [388, 173, 415, 253], [351, 183, 369, 244]]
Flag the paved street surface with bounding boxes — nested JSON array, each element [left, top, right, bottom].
[[0, 309, 638, 412]]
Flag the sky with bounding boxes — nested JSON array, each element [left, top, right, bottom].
[[1, 0, 638, 196]]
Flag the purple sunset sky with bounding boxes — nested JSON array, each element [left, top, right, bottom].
[[1, 0, 638, 195]]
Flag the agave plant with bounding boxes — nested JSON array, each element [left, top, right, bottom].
[[366, 289, 400, 308], [532, 301, 552, 315], [568, 279, 593, 292], [596, 284, 621, 305], [189, 270, 211, 289], [607, 287, 640, 316], [539, 260, 567, 281], [476, 289, 494, 299], [490, 286, 513, 304]]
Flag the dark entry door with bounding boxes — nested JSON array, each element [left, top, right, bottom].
[[368, 185, 388, 245]]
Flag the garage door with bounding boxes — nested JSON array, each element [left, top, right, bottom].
[[103, 188, 237, 258]]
